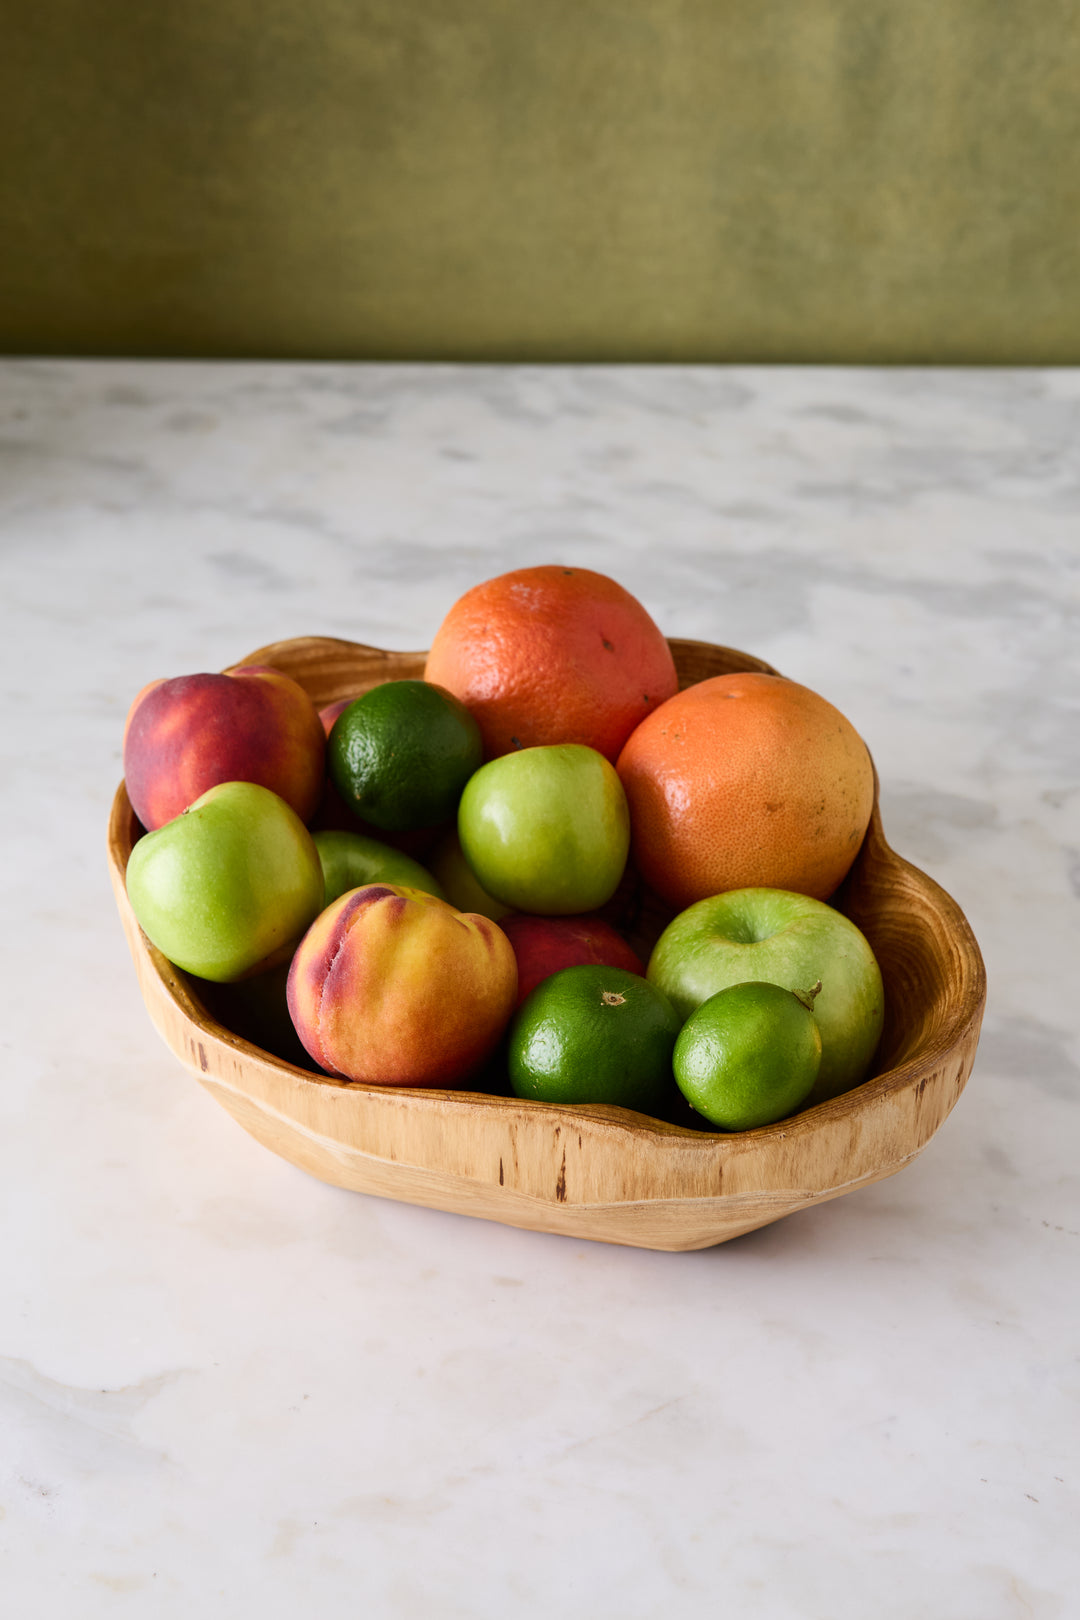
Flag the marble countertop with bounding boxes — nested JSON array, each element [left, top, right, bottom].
[[2, 361, 1077, 1618]]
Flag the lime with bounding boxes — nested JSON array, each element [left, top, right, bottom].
[[673, 981, 822, 1130], [312, 829, 445, 908], [328, 680, 482, 832], [508, 964, 681, 1114], [200, 961, 317, 1072]]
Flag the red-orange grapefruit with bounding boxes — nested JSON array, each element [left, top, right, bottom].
[[424, 566, 678, 762], [616, 672, 874, 908]]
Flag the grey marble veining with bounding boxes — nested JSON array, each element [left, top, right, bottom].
[[1, 361, 1077, 1618]]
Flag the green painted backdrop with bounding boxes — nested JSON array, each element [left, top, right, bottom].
[[4, 1, 1079, 360]]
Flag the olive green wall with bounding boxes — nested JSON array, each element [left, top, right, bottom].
[[4, 2, 1080, 361]]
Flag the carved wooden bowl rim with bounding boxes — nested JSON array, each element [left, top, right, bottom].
[[108, 635, 987, 1140]]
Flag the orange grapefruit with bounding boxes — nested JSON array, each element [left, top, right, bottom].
[[616, 672, 874, 908], [423, 565, 678, 762]]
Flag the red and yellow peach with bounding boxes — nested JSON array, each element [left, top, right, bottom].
[[287, 884, 517, 1086], [123, 664, 325, 830]]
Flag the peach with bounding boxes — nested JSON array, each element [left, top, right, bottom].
[[123, 665, 325, 831], [317, 697, 357, 738], [287, 884, 517, 1086]]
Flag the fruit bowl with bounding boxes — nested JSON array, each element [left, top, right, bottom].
[[107, 637, 986, 1251]]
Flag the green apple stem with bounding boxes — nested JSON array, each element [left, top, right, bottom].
[[793, 980, 823, 1013]]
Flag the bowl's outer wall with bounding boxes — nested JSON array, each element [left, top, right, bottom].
[[108, 638, 986, 1250]]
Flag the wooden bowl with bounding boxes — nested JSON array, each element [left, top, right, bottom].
[[107, 637, 986, 1251]]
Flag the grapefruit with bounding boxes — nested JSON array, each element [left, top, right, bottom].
[[616, 672, 874, 908], [424, 565, 678, 762]]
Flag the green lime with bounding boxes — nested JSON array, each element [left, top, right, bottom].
[[200, 961, 317, 1072], [508, 964, 682, 1114], [673, 981, 822, 1130], [312, 829, 445, 908], [328, 680, 482, 833]]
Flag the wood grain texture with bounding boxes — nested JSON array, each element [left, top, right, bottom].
[[107, 638, 986, 1250]]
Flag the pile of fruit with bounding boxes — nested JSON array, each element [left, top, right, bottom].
[[123, 566, 884, 1131]]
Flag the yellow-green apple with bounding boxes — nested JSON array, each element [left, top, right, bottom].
[[647, 888, 884, 1102], [287, 884, 517, 1085], [125, 781, 324, 982], [123, 664, 325, 830], [428, 828, 515, 921], [500, 914, 644, 1008], [312, 829, 445, 907], [457, 744, 630, 914]]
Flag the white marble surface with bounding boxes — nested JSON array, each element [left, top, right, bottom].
[[2, 361, 1078, 1618]]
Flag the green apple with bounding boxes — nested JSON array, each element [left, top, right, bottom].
[[312, 829, 445, 908], [458, 744, 630, 915], [648, 888, 884, 1103], [125, 780, 324, 982], [428, 828, 516, 921]]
